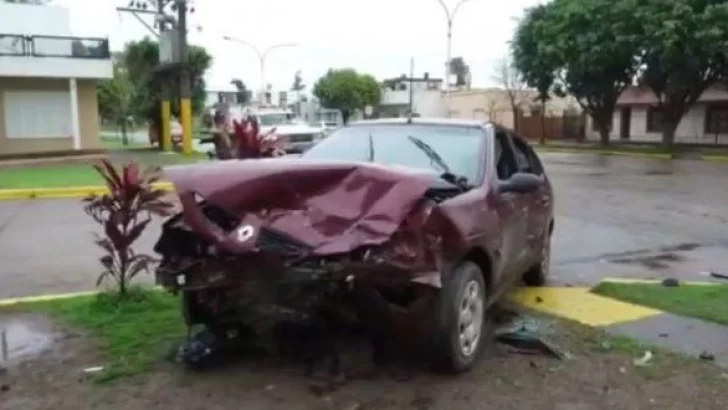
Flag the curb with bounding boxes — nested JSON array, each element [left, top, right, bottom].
[[600, 277, 725, 286], [0, 181, 175, 201], [534, 147, 673, 160], [509, 286, 664, 327], [0, 290, 100, 307]]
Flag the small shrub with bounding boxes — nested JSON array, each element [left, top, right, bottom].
[[83, 159, 174, 295]]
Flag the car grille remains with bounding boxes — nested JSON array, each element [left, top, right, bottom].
[[257, 227, 312, 255]]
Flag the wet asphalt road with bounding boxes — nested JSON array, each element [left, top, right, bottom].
[[1, 152, 727, 299]]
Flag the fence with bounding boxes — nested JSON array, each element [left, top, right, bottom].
[[0, 33, 109, 59], [516, 111, 586, 142]]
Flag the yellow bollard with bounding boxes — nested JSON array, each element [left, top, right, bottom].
[[161, 100, 171, 151], [181, 98, 193, 156]]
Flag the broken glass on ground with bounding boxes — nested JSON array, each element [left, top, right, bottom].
[[494, 314, 568, 360]]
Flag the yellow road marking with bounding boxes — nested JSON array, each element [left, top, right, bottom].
[[0, 290, 99, 307], [509, 287, 663, 327], [0, 182, 174, 201]]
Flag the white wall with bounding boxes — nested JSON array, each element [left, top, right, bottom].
[[585, 104, 728, 144], [380, 89, 444, 117]]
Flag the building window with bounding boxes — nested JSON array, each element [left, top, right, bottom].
[[3, 91, 71, 139], [705, 105, 728, 134], [646, 106, 663, 133]]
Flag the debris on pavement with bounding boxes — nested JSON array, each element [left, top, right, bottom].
[[709, 271, 728, 280], [699, 351, 716, 361], [82, 366, 104, 374], [495, 319, 567, 360], [633, 351, 653, 367]]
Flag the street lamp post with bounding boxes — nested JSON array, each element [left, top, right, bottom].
[[222, 36, 296, 106], [436, 0, 474, 117]]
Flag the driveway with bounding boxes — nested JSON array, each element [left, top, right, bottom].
[[1, 153, 727, 299]]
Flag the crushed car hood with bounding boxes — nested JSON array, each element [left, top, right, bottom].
[[163, 159, 441, 255]]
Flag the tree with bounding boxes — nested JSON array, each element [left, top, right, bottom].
[[97, 62, 138, 146], [493, 57, 528, 135], [313, 69, 381, 124], [512, 0, 641, 146], [448, 57, 470, 87], [230, 78, 250, 105], [636, 0, 728, 146], [120, 37, 212, 127]]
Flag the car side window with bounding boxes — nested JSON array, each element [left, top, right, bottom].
[[510, 134, 544, 175], [494, 130, 519, 180]]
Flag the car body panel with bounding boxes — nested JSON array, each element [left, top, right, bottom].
[[155, 118, 554, 307]]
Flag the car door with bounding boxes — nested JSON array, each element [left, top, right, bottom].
[[492, 128, 530, 279], [509, 134, 550, 265]]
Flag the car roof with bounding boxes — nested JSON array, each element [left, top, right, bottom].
[[348, 117, 492, 128]]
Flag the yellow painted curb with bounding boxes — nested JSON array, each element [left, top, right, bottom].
[[509, 287, 663, 327], [0, 286, 165, 307], [0, 290, 99, 307], [0, 181, 174, 201], [601, 277, 725, 286]]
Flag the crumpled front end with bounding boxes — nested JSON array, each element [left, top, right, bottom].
[[153, 160, 471, 331]]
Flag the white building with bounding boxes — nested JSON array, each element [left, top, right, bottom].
[[0, 2, 112, 155], [378, 73, 445, 118], [585, 85, 728, 144]]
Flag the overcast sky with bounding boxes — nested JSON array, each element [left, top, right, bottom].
[[50, 0, 545, 92]]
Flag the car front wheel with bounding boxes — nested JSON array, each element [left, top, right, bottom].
[[433, 261, 489, 374]]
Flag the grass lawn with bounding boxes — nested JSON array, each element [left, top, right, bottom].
[[28, 288, 185, 382], [592, 282, 728, 326], [0, 150, 208, 189]]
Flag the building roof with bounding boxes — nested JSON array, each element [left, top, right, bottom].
[[617, 85, 728, 105]]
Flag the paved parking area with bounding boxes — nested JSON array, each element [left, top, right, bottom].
[[1, 153, 728, 298]]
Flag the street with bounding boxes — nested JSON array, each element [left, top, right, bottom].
[[1, 152, 728, 299]]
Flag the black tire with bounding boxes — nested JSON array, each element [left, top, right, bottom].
[[432, 261, 489, 374], [523, 228, 551, 287]]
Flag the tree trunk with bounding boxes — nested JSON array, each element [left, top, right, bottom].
[[539, 110, 546, 145], [121, 119, 129, 146], [512, 107, 519, 133], [598, 127, 610, 146], [342, 109, 350, 125], [661, 123, 677, 148]]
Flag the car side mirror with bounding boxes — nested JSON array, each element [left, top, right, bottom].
[[498, 172, 542, 194]]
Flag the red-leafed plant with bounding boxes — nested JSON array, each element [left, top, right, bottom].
[[83, 159, 174, 295], [232, 117, 286, 158]]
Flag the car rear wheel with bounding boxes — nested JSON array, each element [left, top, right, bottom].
[[432, 261, 489, 374], [523, 229, 551, 287]]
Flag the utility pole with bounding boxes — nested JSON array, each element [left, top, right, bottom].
[[175, 0, 193, 156], [158, 0, 171, 151], [436, 0, 475, 117], [116, 0, 179, 152]]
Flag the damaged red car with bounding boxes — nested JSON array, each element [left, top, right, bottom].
[[154, 118, 554, 373]]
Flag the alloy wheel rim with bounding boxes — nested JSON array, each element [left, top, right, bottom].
[[457, 280, 484, 357]]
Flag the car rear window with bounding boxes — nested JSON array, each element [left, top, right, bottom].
[[301, 124, 484, 183]]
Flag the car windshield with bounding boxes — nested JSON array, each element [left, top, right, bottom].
[[259, 113, 295, 126], [301, 124, 484, 182]]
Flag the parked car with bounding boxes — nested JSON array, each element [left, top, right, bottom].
[[154, 118, 554, 373]]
